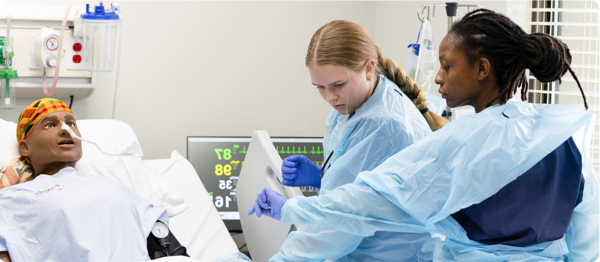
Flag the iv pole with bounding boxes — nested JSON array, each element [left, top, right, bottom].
[[416, 2, 482, 119]]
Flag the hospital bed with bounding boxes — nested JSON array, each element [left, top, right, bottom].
[[0, 118, 249, 262]]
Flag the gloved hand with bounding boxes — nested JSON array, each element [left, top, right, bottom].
[[247, 187, 287, 221], [281, 155, 322, 188]]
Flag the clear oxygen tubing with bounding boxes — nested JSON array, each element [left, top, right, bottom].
[[61, 121, 142, 194], [61, 122, 131, 156], [42, 0, 77, 97], [111, 3, 122, 119], [61, 121, 161, 194]]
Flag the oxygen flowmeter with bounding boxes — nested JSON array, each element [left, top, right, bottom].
[[1, 16, 17, 109], [0, 68, 17, 109]]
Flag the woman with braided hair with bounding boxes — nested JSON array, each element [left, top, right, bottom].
[[249, 9, 599, 261], [251, 20, 446, 261]]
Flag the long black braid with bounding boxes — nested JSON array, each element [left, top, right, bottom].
[[450, 9, 588, 109]]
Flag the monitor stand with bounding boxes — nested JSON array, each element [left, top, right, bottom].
[[236, 130, 303, 262]]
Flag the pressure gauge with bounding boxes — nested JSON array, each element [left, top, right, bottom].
[[44, 35, 59, 54], [151, 221, 169, 238], [34, 28, 60, 69]]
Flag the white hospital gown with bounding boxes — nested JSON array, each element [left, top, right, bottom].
[[0, 167, 167, 262]]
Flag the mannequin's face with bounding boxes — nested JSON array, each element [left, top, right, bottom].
[[19, 111, 82, 168], [309, 63, 373, 115]]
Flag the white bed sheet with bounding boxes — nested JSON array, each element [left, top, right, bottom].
[[144, 150, 239, 262]]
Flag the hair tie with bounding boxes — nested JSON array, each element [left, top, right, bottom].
[[419, 107, 429, 114]]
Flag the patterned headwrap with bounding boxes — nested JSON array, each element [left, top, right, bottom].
[[17, 98, 73, 142]]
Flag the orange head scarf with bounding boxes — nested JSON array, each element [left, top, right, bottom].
[[17, 98, 73, 142]]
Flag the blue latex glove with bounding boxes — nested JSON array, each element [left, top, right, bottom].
[[247, 187, 287, 221], [281, 155, 322, 188]]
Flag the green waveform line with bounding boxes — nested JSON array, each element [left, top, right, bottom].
[[275, 146, 321, 155], [315, 146, 324, 155]]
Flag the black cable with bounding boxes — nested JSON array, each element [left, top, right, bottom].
[[69, 95, 74, 109], [238, 243, 247, 251]]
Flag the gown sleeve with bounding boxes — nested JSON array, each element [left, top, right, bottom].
[[274, 118, 431, 261], [566, 158, 599, 262], [281, 103, 594, 243]]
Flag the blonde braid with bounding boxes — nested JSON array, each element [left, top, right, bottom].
[[394, 64, 430, 112], [376, 49, 448, 131]]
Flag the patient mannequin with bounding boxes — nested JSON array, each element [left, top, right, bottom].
[[0, 99, 187, 262]]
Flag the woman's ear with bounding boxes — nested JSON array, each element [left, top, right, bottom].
[[19, 140, 31, 158], [477, 57, 492, 81], [364, 59, 376, 79]]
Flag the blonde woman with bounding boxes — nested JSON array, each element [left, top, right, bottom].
[[250, 20, 447, 261]]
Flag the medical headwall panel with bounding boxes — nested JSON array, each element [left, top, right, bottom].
[[0, 18, 94, 99]]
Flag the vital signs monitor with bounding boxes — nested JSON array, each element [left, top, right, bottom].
[[187, 136, 324, 232]]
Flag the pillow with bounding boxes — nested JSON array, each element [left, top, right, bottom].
[[75, 119, 187, 216], [0, 119, 19, 167]]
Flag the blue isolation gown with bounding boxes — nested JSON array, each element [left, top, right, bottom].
[[271, 75, 435, 261], [280, 101, 599, 261]]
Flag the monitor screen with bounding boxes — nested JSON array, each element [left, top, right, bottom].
[[187, 136, 324, 232]]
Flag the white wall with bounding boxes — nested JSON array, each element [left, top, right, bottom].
[[0, 1, 376, 159], [0, 1, 519, 159]]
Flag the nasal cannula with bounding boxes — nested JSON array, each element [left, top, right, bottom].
[[61, 122, 130, 156]]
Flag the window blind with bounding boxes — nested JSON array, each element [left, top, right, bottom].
[[521, 0, 600, 170]]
